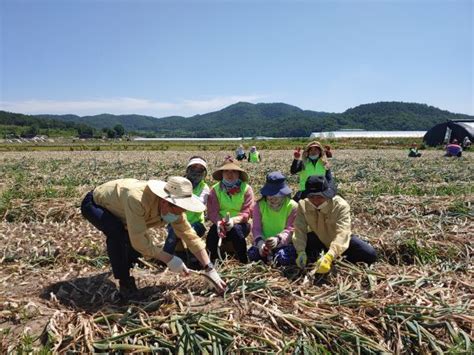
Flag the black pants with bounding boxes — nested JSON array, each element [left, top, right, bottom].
[[80, 191, 141, 280], [206, 223, 250, 263], [306, 232, 377, 265]]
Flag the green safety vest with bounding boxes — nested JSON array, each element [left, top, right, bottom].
[[298, 159, 327, 191], [213, 182, 249, 218], [185, 180, 207, 224], [259, 197, 298, 239], [249, 151, 259, 162]]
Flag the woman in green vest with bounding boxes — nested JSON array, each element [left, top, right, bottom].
[[291, 141, 332, 202], [163, 156, 210, 269], [247, 146, 262, 163], [206, 158, 254, 263], [248, 172, 298, 265]]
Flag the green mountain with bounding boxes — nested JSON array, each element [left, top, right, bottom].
[[0, 110, 95, 138], [21, 101, 474, 137]]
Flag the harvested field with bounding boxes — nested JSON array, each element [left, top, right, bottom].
[[0, 149, 473, 353]]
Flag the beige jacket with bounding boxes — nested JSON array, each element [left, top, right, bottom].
[[292, 195, 351, 257], [93, 179, 206, 258]]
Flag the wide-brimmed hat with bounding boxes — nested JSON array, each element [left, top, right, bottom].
[[148, 176, 206, 212], [302, 175, 336, 199], [212, 158, 249, 182], [260, 171, 292, 197]]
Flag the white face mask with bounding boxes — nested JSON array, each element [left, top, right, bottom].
[[162, 213, 179, 223]]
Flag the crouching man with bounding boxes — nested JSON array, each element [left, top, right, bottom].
[[81, 176, 226, 298], [293, 176, 376, 273]]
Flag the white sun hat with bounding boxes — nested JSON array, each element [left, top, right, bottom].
[[147, 176, 206, 212]]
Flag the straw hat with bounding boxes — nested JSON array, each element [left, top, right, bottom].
[[212, 158, 249, 182], [147, 176, 206, 212]]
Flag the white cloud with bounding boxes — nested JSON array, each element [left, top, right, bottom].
[[0, 95, 265, 117]]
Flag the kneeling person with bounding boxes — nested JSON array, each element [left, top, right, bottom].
[[293, 176, 376, 274]]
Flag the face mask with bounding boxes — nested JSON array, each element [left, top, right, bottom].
[[309, 155, 319, 160], [162, 213, 179, 224], [222, 178, 239, 187], [186, 171, 204, 185], [267, 196, 284, 210]]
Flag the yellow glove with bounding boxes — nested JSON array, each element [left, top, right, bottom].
[[314, 253, 334, 274], [296, 251, 307, 269]]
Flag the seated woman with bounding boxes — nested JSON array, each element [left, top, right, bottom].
[[206, 158, 254, 263], [408, 143, 422, 157], [248, 172, 297, 266], [163, 156, 209, 269], [248, 146, 262, 163], [445, 139, 462, 157], [235, 144, 247, 161], [291, 141, 332, 202]]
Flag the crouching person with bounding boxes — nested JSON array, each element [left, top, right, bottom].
[[163, 156, 209, 269], [206, 158, 254, 263], [81, 177, 226, 298], [293, 176, 376, 274], [248, 172, 297, 266]]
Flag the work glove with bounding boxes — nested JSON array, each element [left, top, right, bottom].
[[166, 256, 190, 275], [296, 251, 307, 269], [204, 268, 227, 294], [265, 236, 279, 250], [314, 253, 334, 274], [293, 147, 302, 159], [224, 217, 234, 231], [257, 240, 269, 257]]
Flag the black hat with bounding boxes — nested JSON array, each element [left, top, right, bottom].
[[303, 175, 337, 199]]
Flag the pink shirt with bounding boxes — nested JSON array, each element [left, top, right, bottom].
[[207, 184, 254, 224], [251, 201, 297, 246]]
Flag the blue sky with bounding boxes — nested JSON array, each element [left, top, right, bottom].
[[1, 0, 472, 117]]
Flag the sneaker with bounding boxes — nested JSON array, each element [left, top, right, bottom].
[[119, 276, 139, 299]]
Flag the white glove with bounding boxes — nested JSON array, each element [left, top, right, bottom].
[[166, 256, 189, 275], [265, 236, 279, 250], [224, 218, 234, 231], [204, 268, 226, 293], [257, 240, 266, 256]]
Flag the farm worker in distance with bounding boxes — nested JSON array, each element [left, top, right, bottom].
[[235, 144, 247, 161], [462, 136, 471, 150], [163, 156, 210, 269], [408, 143, 422, 158], [248, 171, 298, 265], [445, 139, 463, 157], [206, 157, 254, 263], [291, 140, 333, 202], [293, 175, 377, 274], [248, 146, 262, 162], [80, 176, 226, 298]]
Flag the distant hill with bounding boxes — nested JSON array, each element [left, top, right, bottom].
[[0, 110, 95, 138], [28, 101, 474, 137]]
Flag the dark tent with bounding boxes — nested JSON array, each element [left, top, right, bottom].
[[423, 120, 474, 146]]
